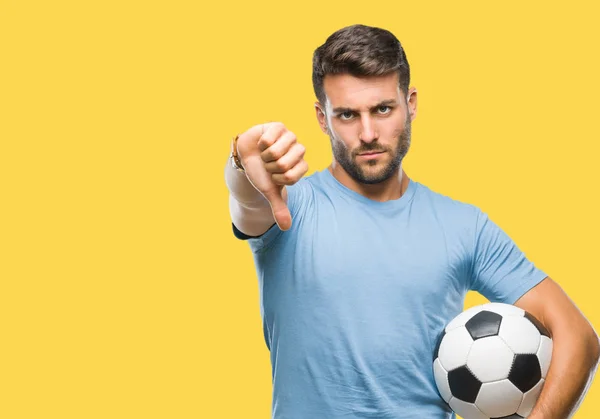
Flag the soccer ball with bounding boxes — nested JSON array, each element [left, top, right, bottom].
[[433, 303, 553, 419]]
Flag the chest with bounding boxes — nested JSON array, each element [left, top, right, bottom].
[[289, 204, 470, 308]]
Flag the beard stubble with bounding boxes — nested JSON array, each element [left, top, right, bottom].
[[330, 115, 412, 185]]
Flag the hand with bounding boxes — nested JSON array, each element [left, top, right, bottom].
[[236, 122, 308, 231]]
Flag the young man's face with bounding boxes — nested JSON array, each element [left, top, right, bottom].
[[316, 72, 417, 184]]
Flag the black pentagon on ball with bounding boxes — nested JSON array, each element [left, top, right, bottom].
[[495, 414, 525, 418], [448, 366, 482, 403], [524, 311, 551, 337], [465, 310, 503, 340], [508, 353, 542, 393]]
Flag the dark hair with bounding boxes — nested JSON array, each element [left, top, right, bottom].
[[312, 24, 410, 106]]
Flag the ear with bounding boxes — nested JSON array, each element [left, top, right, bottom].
[[314, 102, 329, 134], [406, 87, 418, 122]]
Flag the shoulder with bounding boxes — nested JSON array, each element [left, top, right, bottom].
[[285, 171, 318, 211], [413, 180, 482, 222], [239, 171, 322, 253], [286, 169, 336, 212]]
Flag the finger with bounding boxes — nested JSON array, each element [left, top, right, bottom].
[[262, 188, 292, 231], [257, 122, 286, 152], [263, 143, 306, 174], [240, 123, 270, 146], [261, 130, 297, 163], [271, 159, 308, 186]]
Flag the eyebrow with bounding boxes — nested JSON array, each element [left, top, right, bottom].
[[332, 99, 398, 114]]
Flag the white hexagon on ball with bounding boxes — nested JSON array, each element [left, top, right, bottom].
[[438, 326, 474, 372], [449, 397, 487, 419], [482, 302, 525, 318], [499, 315, 541, 354], [537, 335, 553, 378], [433, 358, 452, 403], [467, 335, 515, 382], [517, 378, 545, 417], [476, 379, 523, 418]]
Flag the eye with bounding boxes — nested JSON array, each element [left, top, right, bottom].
[[377, 105, 392, 114], [340, 111, 354, 120]]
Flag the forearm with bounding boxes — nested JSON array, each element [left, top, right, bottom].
[[529, 330, 600, 418], [224, 156, 282, 236], [225, 155, 266, 205]]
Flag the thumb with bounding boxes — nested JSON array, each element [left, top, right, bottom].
[[262, 188, 292, 231]]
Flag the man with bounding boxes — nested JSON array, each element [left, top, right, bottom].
[[224, 24, 599, 418]]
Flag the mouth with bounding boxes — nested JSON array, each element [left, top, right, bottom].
[[357, 151, 386, 158]]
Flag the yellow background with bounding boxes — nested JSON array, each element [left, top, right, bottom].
[[1, 0, 599, 417]]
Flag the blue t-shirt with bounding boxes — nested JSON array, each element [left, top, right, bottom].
[[234, 168, 547, 419]]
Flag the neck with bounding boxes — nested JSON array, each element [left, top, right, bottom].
[[328, 162, 409, 202]]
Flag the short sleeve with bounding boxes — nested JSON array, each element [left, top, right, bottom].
[[470, 209, 547, 304], [232, 178, 312, 253]]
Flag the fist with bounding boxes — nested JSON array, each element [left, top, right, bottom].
[[236, 122, 308, 231]]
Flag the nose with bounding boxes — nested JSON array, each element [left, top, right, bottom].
[[359, 114, 378, 143]]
